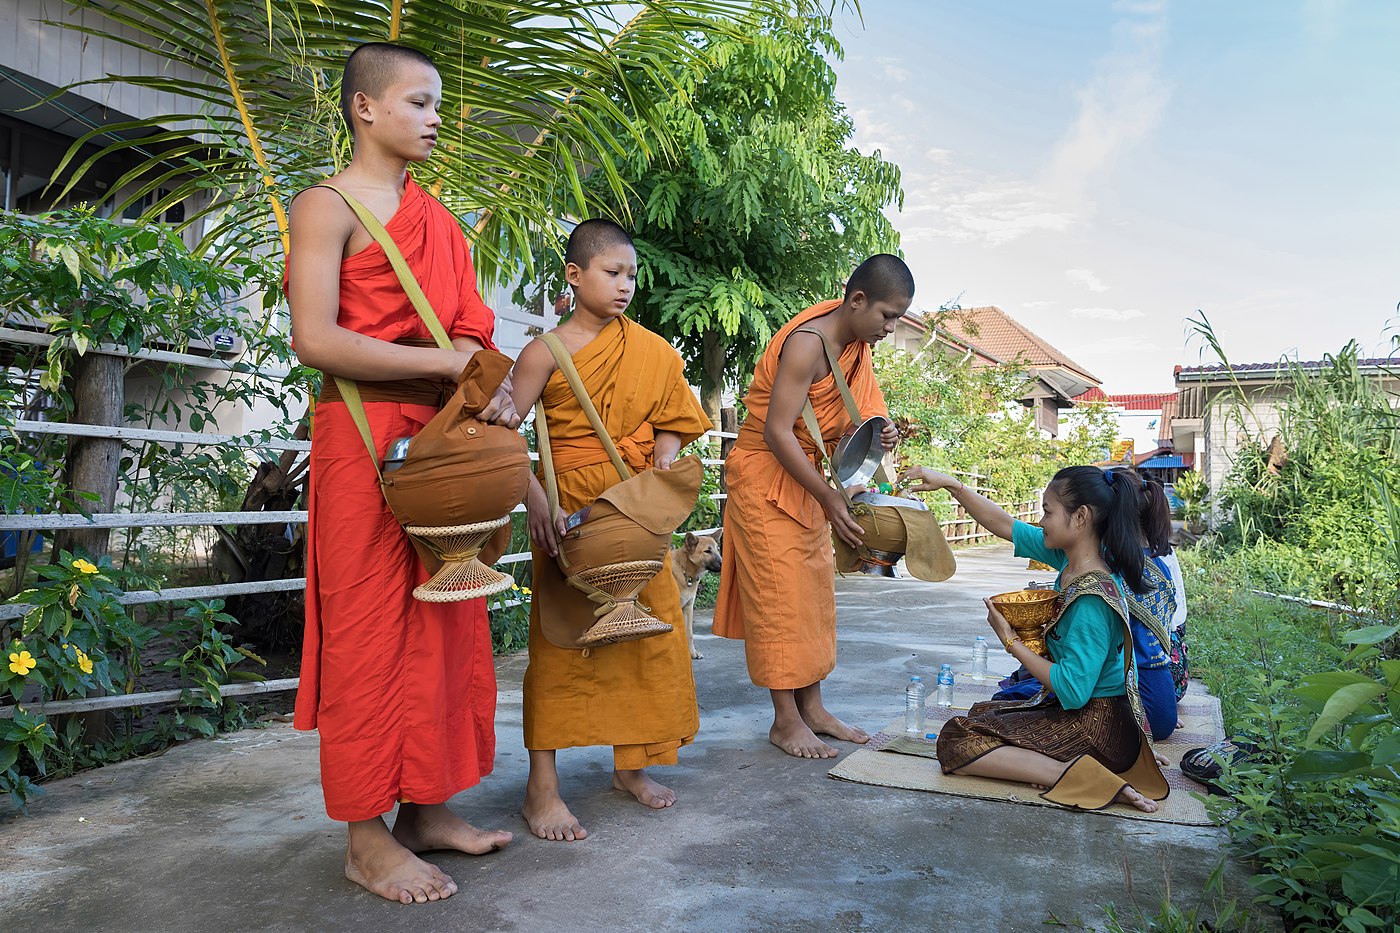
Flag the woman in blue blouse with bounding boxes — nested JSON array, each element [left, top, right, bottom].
[[901, 465, 1169, 812]]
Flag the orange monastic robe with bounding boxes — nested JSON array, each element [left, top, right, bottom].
[[292, 178, 499, 822], [523, 317, 711, 769], [713, 299, 889, 689]]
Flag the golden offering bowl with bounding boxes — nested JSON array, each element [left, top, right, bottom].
[[989, 589, 1058, 658]]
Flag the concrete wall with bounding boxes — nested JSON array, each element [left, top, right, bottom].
[[4, 0, 208, 131]]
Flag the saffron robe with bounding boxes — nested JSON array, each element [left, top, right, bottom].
[[713, 299, 889, 689], [523, 317, 711, 769], [292, 177, 500, 822]]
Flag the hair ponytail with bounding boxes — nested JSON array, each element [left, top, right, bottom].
[[1134, 473, 1172, 557], [1046, 466, 1149, 594]]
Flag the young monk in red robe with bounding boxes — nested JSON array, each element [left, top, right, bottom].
[[509, 219, 711, 841], [713, 255, 913, 759], [286, 42, 518, 905]]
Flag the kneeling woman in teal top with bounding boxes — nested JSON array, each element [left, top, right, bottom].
[[901, 465, 1169, 813]]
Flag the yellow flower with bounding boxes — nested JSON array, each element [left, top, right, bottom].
[[7, 650, 36, 676], [511, 584, 520, 591], [72, 558, 99, 575], [521, 587, 532, 596], [74, 649, 94, 675]]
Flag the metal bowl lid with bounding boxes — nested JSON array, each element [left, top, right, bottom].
[[832, 416, 887, 487], [851, 491, 928, 511]]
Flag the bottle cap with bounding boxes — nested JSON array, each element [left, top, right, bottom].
[[940, 662, 952, 669], [910, 675, 922, 682], [975, 635, 986, 642]]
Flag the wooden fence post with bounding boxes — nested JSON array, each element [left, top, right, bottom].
[[718, 406, 737, 522], [55, 353, 124, 560]]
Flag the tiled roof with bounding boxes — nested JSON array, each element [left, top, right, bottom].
[[1176, 359, 1398, 376], [940, 306, 1100, 384], [1070, 390, 1177, 412]]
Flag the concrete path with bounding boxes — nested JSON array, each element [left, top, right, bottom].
[[2, 545, 1259, 932]]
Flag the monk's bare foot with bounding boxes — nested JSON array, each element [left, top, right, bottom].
[[1114, 784, 1159, 813], [1153, 751, 1171, 768], [345, 823, 457, 905], [800, 708, 871, 745], [392, 803, 512, 856], [612, 769, 676, 809], [523, 787, 588, 842], [769, 720, 839, 759]]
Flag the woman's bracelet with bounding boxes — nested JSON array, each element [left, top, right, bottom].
[[1003, 635, 1022, 652]]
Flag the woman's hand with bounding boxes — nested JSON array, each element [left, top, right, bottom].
[[822, 487, 865, 548], [899, 466, 958, 493], [983, 597, 1015, 647], [526, 481, 566, 557]]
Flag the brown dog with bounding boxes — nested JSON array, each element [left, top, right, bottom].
[[670, 529, 722, 659]]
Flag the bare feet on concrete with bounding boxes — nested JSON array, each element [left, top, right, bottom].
[[345, 817, 457, 905], [769, 719, 839, 759], [391, 802, 512, 855], [612, 768, 677, 809], [800, 707, 871, 745]]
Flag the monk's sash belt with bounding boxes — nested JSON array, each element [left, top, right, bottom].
[[317, 338, 455, 407]]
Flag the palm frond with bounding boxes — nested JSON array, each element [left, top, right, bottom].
[[45, 0, 821, 291]]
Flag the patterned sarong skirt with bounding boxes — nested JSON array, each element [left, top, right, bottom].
[[936, 694, 1140, 775]]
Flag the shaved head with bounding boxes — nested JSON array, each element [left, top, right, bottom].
[[845, 253, 914, 304], [565, 218, 634, 268], [341, 42, 437, 132]]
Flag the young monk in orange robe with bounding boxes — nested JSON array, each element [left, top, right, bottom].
[[713, 255, 914, 759], [286, 43, 519, 905], [509, 219, 711, 841]]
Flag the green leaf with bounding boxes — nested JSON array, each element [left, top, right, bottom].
[[1306, 681, 1387, 745], [1288, 749, 1375, 781], [180, 714, 216, 738], [1342, 624, 1400, 645]]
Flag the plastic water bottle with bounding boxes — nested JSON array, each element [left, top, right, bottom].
[[972, 636, 989, 679], [936, 663, 955, 707], [904, 676, 927, 733]]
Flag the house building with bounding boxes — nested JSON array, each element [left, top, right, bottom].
[[890, 305, 1102, 437], [1174, 358, 1400, 513]]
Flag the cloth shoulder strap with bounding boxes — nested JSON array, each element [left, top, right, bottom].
[[313, 182, 454, 475], [1055, 569, 1156, 745], [532, 331, 632, 521], [791, 326, 889, 487]]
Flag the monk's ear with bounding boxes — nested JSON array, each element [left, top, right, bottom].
[[564, 261, 584, 286], [352, 90, 376, 129]]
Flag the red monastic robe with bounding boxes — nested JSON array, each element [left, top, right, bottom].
[[292, 177, 499, 822]]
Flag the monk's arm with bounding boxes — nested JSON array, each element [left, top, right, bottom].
[[654, 430, 682, 470], [287, 188, 478, 382], [510, 340, 566, 555], [765, 333, 864, 547], [900, 466, 1013, 541]]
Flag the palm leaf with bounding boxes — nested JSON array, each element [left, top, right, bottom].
[[45, 0, 822, 293]]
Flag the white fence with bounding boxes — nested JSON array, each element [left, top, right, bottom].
[[2, 335, 1030, 716]]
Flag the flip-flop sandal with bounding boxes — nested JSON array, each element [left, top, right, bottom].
[[1179, 739, 1258, 795]]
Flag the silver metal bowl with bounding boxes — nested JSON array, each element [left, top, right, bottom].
[[851, 491, 927, 511], [832, 416, 887, 487]]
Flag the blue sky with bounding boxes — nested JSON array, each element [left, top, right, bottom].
[[828, 0, 1400, 391]]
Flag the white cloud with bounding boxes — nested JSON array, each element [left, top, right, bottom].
[[876, 56, 911, 83], [884, 3, 1170, 247], [1066, 268, 1110, 292], [1070, 306, 1146, 322]]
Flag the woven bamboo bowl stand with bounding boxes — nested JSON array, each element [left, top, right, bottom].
[[566, 559, 672, 648], [405, 515, 514, 602], [989, 588, 1058, 658]]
